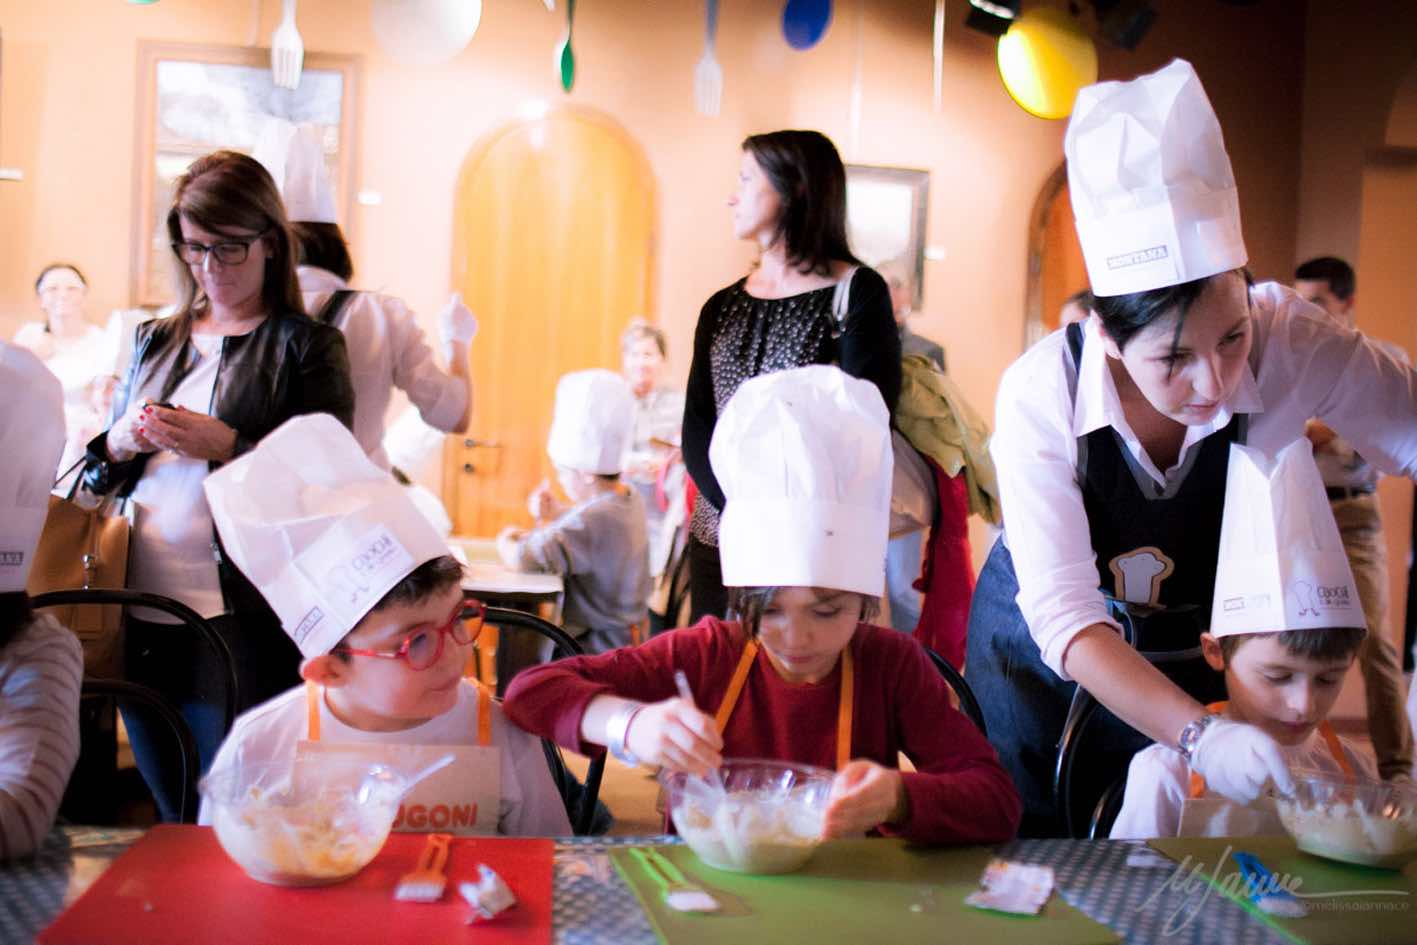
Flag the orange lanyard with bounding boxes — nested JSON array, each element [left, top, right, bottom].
[[304, 679, 493, 748], [1186, 700, 1353, 798], [713, 639, 855, 770]]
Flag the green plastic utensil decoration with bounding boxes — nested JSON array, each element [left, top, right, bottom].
[[556, 0, 576, 92]]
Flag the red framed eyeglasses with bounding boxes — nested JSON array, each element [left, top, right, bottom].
[[333, 598, 486, 671]]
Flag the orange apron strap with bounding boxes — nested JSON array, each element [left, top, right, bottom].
[[836, 646, 854, 771], [1186, 701, 1229, 798], [1317, 720, 1355, 779], [476, 681, 493, 748], [714, 640, 759, 733], [305, 680, 322, 742]]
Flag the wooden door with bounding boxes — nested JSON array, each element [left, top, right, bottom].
[[1024, 164, 1089, 348], [445, 109, 656, 537]]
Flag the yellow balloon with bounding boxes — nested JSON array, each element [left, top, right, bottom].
[[997, 7, 1099, 120]]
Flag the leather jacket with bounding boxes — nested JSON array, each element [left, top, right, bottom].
[[82, 310, 355, 619]]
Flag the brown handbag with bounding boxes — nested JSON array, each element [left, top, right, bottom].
[[26, 462, 133, 677]]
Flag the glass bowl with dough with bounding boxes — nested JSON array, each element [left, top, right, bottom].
[[200, 756, 411, 886], [660, 759, 834, 874], [1275, 768, 1417, 869]]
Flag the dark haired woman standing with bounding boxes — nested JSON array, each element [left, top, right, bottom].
[[967, 60, 1417, 837], [80, 150, 354, 820], [682, 130, 901, 622]]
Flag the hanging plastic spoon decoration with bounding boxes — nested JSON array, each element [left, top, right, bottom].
[[556, 0, 576, 92], [782, 0, 832, 51]]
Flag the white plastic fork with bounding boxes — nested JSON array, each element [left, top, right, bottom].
[[693, 0, 723, 117], [270, 0, 304, 90]]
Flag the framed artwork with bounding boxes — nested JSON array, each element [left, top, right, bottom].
[[845, 164, 930, 311], [131, 42, 361, 307]]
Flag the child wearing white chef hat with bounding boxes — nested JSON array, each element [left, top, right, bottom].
[[1111, 439, 1376, 840], [504, 365, 1021, 844], [0, 342, 84, 858], [496, 369, 650, 656], [198, 414, 570, 836]]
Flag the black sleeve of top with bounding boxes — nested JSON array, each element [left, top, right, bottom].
[[682, 288, 730, 512], [840, 266, 903, 417]]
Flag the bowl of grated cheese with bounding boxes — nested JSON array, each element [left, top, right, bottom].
[[1275, 768, 1417, 870]]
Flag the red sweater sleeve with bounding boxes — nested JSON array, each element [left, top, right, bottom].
[[503, 617, 737, 756], [873, 632, 1022, 845]]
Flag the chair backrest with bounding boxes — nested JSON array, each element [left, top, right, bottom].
[[1052, 687, 1153, 838], [32, 589, 239, 735], [79, 678, 201, 824], [923, 646, 987, 738], [1089, 774, 1129, 840], [468, 604, 607, 835]]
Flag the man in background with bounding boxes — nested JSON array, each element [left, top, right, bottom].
[[1295, 255, 1414, 780]]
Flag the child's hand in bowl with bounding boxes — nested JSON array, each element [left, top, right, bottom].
[[822, 760, 906, 838], [626, 697, 723, 775]]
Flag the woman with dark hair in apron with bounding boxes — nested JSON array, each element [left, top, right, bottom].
[[967, 59, 1417, 837]]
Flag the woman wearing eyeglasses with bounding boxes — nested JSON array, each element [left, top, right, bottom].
[[79, 150, 354, 822]]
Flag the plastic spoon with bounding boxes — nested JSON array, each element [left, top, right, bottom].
[[555, 0, 576, 92], [357, 753, 457, 805], [673, 671, 726, 798]]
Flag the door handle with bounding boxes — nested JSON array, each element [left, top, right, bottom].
[[464, 438, 502, 449], [462, 462, 476, 475]]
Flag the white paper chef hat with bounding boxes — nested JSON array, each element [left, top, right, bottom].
[[546, 369, 635, 476], [251, 118, 339, 225], [204, 414, 450, 658], [711, 365, 892, 596], [1210, 439, 1362, 638], [1065, 59, 1247, 297], [0, 343, 66, 593]]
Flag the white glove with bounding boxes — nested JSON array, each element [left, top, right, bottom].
[[1189, 717, 1296, 804], [438, 292, 478, 350]]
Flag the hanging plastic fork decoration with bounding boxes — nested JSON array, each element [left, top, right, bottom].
[[270, 0, 304, 90], [693, 0, 723, 117]]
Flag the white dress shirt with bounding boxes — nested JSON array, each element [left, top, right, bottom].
[[300, 267, 467, 470], [991, 282, 1417, 680]]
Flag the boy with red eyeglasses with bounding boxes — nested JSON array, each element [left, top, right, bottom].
[[197, 414, 568, 836]]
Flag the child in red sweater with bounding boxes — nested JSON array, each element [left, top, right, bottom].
[[506, 366, 1021, 844]]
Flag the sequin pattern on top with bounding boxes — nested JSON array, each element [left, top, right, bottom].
[[689, 280, 839, 546]]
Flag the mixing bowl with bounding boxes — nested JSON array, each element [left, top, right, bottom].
[[200, 756, 412, 886], [1275, 768, 1417, 869], [660, 758, 834, 874]]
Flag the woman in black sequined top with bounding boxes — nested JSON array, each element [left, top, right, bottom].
[[681, 130, 901, 622]]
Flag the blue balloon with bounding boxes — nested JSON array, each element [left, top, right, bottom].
[[782, 0, 832, 51]]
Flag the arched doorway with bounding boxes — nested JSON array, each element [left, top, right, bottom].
[[444, 108, 657, 536], [1023, 163, 1088, 350]]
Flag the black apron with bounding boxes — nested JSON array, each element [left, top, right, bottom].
[[965, 322, 1239, 837]]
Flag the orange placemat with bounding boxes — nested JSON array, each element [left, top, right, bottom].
[[38, 826, 552, 945]]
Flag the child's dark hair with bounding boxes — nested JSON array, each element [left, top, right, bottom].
[[1092, 267, 1254, 353], [332, 555, 465, 660], [726, 586, 880, 639], [1217, 626, 1366, 665], [0, 592, 35, 653]]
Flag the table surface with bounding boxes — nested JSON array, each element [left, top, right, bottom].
[[2, 829, 1294, 945], [449, 537, 563, 598]]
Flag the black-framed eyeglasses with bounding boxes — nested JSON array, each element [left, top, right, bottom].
[[332, 599, 486, 671], [171, 228, 269, 267]]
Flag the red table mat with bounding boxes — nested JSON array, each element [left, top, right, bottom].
[[39, 825, 552, 945]]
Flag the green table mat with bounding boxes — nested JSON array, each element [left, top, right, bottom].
[[1148, 836, 1417, 945], [610, 839, 1119, 945]]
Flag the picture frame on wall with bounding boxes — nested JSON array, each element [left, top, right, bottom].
[[132, 42, 361, 307], [844, 164, 930, 311]]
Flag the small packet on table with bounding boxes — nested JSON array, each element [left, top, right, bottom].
[[964, 859, 1055, 916], [459, 864, 518, 923]]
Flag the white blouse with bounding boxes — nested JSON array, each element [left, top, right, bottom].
[[990, 282, 1417, 680]]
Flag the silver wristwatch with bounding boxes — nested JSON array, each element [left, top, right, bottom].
[[1176, 712, 1220, 762], [605, 702, 645, 768]]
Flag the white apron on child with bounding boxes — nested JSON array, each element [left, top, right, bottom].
[[297, 681, 502, 835], [1176, 700, 1354, 837], [714, 640, 855, 770]]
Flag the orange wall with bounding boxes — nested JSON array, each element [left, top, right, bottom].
[[2, 0, 1308, 564]]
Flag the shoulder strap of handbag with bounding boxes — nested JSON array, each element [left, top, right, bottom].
[[316, 289, 357, 326], [830, 265, 860, 335]]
